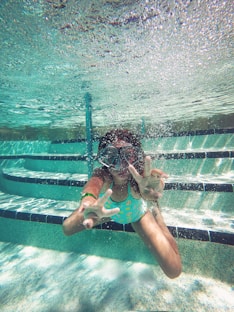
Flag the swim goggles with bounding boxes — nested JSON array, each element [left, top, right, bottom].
[[97, 144, 144, 170]]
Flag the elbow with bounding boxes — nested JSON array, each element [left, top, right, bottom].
[[62, 217, 85, 236], [62, 224, 72, 236], [167, 267, 182, 279], [62, 218, 74, 236], [165, 263, 182, 279]]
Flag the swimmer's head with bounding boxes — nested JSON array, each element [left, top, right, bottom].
[[98, 129, 145, 174]]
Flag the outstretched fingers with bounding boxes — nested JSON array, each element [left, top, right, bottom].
[[97, 188, 112, 207], [128, 156, 152, 183], [103, 207, 120, 218], [128, 164, 142, 183], [99, 189, 120, 217], [144, 156, 152, 177], [82, 188, 120, 228]]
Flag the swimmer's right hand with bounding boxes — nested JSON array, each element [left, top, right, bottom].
[[81, 189, 120, 229]]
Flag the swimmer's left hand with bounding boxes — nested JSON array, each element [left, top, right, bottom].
[[128, 156, 168, 201]]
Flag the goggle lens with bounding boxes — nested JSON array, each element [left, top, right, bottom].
[[98, 145, 143, 169]]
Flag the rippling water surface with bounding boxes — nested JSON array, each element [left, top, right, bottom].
[[0, 0, 233, 129]]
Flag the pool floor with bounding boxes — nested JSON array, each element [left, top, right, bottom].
[[0, 241, 233, 312]]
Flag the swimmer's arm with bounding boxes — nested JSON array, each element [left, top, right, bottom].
[[63, 169, 109, 235]]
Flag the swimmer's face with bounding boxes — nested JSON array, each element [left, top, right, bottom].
[[98, 140, 141, 175], [108, 140, 132, 179]]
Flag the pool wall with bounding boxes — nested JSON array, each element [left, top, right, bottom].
[[0, 217, 233, 285]]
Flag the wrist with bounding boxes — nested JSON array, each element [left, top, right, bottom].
[[80, 192, 97, 201]]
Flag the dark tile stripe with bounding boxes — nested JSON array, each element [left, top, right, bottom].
[[1, 150, 233, 161], [0, 155, 22, 160], [30, 213, 47, 223], [16, 211, 31, 221], [51, 138, 87, 144], [177, 227, 210, 241], [51, 127, 234, 143], [1, 210, 16, 219], [209, 231, 234, 245], [152, 151, 233, 160], [168, 226, 178, 238], [0, 155, 87, 161], [195, 129, 215, 135], [165, 183, 233, 192], [206, 151, 230, 158], [165, 183, 205, 191], [26, 155, 87, 161], [2, 173, 86, 187], [101, 221, 124, 231], [0, 209, 233, 245], [46, 215, 64, 225], [124, 223, 135, 232], [157, 127, 234, 137], [214, 128, 234, 134], [204, 184, 233, 192]]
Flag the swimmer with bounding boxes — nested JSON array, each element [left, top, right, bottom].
[[63, 129, 182, 278]]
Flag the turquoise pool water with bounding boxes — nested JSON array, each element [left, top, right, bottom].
[[0, 131, 233, 233], [0, 129, 233, 311], [0, 0, 234, 311], [0, 0, 233, 129]]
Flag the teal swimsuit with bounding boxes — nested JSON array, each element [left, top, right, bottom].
[[104, 184, 147, 224]]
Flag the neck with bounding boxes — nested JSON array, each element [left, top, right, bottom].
[[111, 180, 129, 202], [113, 180, 128, 186]]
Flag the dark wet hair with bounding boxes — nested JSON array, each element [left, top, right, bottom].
[[98, 129, 142, 151], [98, 129, 145, 193]]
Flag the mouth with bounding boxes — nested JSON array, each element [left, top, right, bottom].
[[110, 167, 129, 176], [117, 168, 130, 176]]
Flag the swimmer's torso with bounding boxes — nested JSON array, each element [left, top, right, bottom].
[[103, 183, 146, 224]]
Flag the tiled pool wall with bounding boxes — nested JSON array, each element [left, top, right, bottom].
[[0, 127, 233, 246], [0, 217, 233, 285]]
